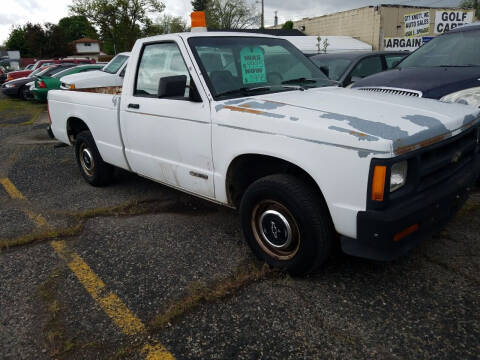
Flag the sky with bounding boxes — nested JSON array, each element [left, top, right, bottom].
[[0, 0, 465, 44]]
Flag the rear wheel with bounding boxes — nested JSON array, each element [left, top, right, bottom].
[[74, 130, 114, 186], [240, 174, 334, 275]]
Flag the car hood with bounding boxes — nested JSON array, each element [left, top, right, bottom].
[[60, 70, 121, 88], [353, 66, 480, 99], [214, 86, 480, 157], [7, 70, 31, 77], [5, 76, 34, 86]]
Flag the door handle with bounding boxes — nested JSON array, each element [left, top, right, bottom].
[[128, 103, 140, 109]]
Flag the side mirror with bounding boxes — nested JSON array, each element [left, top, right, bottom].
[[158, 75, 187, 98], [319, 66, 329, 78]]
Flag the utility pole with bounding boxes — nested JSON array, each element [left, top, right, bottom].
[[261, 0, 264, 29]]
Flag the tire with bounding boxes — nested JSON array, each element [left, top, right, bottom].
[[74, 130, 114, 186], [19, 85, 30, 100], [240, 174, 334, 275]]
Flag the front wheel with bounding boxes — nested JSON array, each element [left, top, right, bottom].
[[74, 130, 114, 186], [240, 174, 334, 275], [19, 85, 30, 100]]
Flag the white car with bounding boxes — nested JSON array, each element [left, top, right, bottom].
[[48, 32, 480, 274], [60, 52, 130, 90]]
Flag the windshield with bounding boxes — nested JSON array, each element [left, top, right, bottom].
[[30, 66, 50, 77], [188, 36, 332, 99], [310, 56, 353, 81], [399, 29, 480, 68], [103, 55, 128, 74]]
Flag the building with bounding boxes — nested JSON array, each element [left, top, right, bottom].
[[69, 37, 105, 61], [272, 5, 477, 51]]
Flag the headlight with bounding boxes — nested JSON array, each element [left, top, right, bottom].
[[4, 83, 16, 88], [440, 87, 480, 108], [390, 160, 408, 192]]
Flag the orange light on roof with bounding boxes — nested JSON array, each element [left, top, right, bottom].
[[191, 11, 207, 29], [393, 224, 419, 242], [371, 165, 387, 202]]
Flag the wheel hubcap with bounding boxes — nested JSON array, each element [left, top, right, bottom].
[[251, 200, 301, 260], [79, 144, 94, 176], [259, 210, 292, 249]]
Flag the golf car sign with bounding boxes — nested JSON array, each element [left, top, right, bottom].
[[435, 10, 474, 34]]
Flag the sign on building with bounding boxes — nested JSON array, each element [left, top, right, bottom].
[[384, 36, 423, 52], [434, 10, 474, 34], [404, 11, 430, 37]]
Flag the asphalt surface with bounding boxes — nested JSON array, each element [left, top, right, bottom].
[[1, 93, 479, 359]]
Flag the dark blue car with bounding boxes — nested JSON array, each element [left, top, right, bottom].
[[353, 22, 480, 108]]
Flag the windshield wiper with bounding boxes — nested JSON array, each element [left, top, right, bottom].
[[282, 77, 317, 86], [215, 86, 271, 98]]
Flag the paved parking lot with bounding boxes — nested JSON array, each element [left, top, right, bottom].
[[1, 93, 479, 360]]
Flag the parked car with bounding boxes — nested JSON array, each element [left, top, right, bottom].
[[353, 22, 480, 108], [2, 64, 76, 99], [24, 64, 34, 70], [6, 58, 95, 82], [32, 64, 105, 102], [47, 32, 480, 274], [60, 53, 130, 90], [309, 51, 409, 87]]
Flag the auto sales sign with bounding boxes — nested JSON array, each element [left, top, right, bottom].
[[434, 10, 474, 34], [404, 11, 430, 37]]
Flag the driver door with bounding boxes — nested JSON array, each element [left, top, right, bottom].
[[120, 41, 214, 198]]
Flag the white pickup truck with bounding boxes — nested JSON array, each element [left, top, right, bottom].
[[48, 32, 480, 274]]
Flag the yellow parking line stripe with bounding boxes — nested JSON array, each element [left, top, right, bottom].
[[142, 343, 176, 360], [0, 178, 26, 199], [1, 178, 175, 360]]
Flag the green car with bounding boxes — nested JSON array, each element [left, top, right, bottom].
[[32, 64, 105, 102]]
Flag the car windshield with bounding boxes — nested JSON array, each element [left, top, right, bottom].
[[309, 56, 353, 81], [188, 36, 333, 99], [29, 66, 50, 77], [398, 29, 480, 68], [102, 55, 128, 74], [52, 65, 95, 79]]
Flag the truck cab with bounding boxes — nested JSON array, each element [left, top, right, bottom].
[[48, 32, 480, 274]]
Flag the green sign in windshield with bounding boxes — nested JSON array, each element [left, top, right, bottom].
[[240, 47, 266, 84]]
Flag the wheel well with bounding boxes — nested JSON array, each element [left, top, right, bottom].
[[226, 154, 323, 208], [67, 117, 89, 142]]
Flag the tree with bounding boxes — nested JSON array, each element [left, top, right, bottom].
[[44, 23, 70, 57], [5, 26, 29, 56], [282, 20, 293, 30], [191, 0, 209, 11], [70, 0, 165, 53], [58, 16, 98, 42], [206, 0, 259, 29], [460, 0, 479, 16], [145, 14, 189, 35]]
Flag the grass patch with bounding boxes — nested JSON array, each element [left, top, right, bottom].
[[0, 199, 175, 251], [0, 98, 45, 126], [150, 261, 279, 330]]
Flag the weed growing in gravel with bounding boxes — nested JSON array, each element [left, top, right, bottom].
[[0, 98, 45, 126], [150, 261, 280, 329]]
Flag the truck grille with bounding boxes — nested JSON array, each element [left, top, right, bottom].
[[357, 87, 422, 97], [416, 127, 478, 192]]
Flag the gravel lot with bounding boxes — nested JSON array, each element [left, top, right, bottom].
[[1, 94, 479, 359]]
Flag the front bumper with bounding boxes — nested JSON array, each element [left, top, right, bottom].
[[341, 144, 480, 261], [1, 86, 19, 96]]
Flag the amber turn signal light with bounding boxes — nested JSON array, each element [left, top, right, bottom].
[[371, 165, 387, 201]]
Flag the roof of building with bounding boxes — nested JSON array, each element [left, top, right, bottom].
[[72, 37, 101, 44]]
